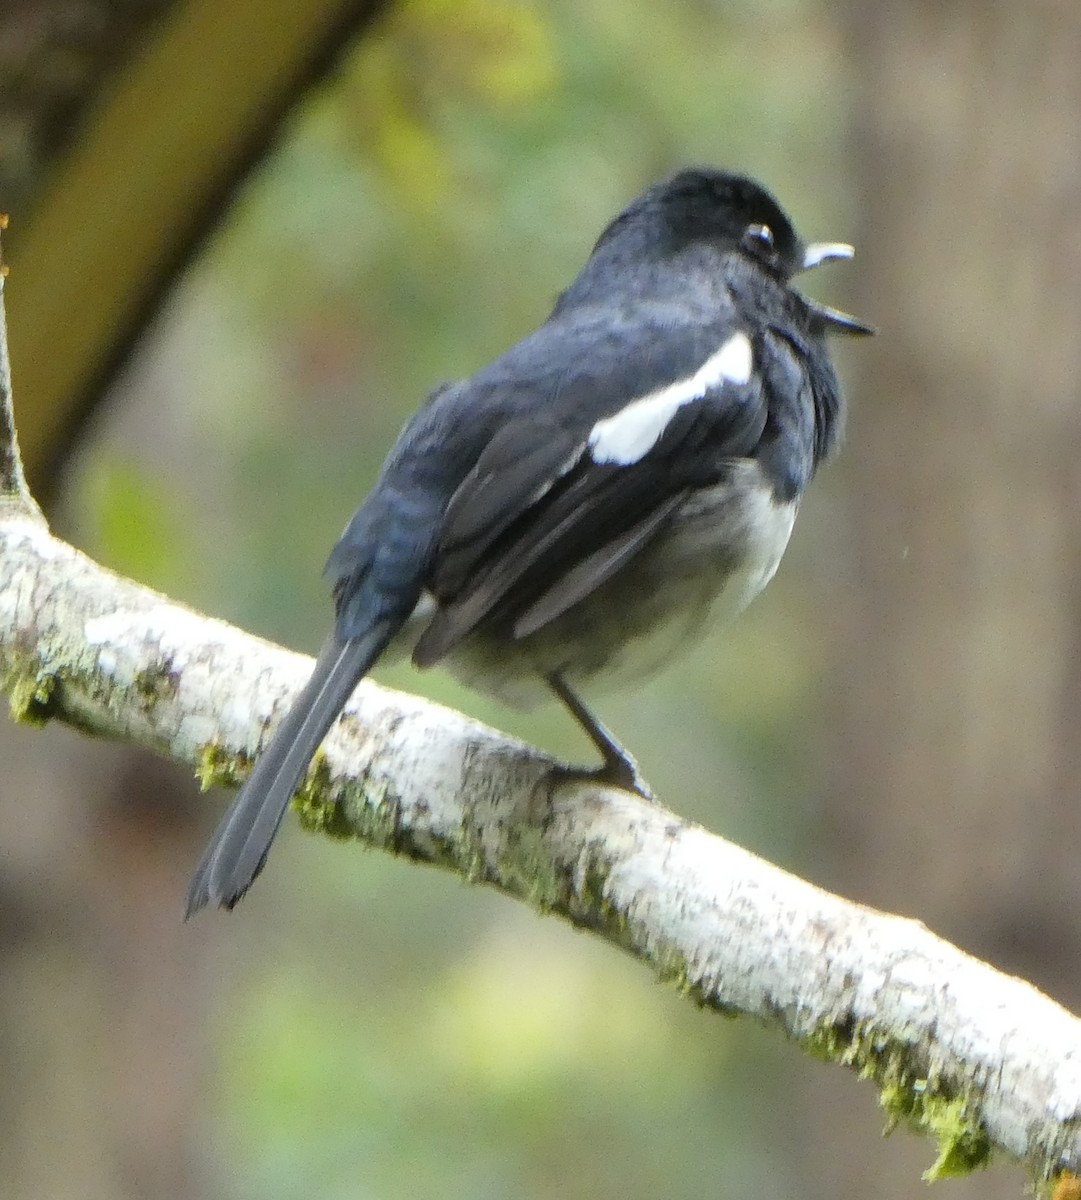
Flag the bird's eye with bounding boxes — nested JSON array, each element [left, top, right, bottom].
[[742, 223, 775, 257]]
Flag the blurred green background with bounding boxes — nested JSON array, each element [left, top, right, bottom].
[[5, 1, 1081, 1198]]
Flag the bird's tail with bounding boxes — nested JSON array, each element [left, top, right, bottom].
[[185, 627, 391, 917]]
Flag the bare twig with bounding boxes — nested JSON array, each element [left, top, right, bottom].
[[0, 221, 44, 519]]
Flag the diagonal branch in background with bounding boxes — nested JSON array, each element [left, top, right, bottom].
[[2, 0, 392, 503], [2, 508, 1081, 1187]]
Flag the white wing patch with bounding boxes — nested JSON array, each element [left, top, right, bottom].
[[588, 331, 753, 466]]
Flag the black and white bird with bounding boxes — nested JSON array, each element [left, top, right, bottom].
[[186, 166, 872, 916]]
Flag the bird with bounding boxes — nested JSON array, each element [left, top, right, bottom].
[[185, 166, 872, 917]]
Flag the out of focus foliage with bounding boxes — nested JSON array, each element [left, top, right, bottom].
[[65, 1, 853, 1195]]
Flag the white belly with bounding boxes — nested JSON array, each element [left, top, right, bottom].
[[433, 460, 797, 708]]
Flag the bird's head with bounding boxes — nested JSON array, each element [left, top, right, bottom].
[[579, 167, 875, 335]]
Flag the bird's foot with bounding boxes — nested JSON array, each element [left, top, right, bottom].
[[548, 749, 656, 803], [544, 671, 657, 802]]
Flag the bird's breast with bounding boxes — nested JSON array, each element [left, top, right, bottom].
[[436, 460, 797, 708]]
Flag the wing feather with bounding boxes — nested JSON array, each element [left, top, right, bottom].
[[510, 496, 684, 638], [411, 300, 775, 665]]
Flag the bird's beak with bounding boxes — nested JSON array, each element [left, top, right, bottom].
[[805, 299, 876, 337], [800, 242, 855, 272], [796, 242, 875, 336]]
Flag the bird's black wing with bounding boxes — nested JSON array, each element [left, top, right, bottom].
[[413, 307, 771, 666]]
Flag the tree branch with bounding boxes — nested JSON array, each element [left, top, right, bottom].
[[2, 282, 1080, 1190], [2, 507, 1081, 1187]]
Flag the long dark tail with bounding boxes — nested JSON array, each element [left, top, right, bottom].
[[185, 627, 391, 917]]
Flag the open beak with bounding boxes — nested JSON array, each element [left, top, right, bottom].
[[801, 242, 855, 271], [805, 300, 876, 337], [797, 242, 875, 336]]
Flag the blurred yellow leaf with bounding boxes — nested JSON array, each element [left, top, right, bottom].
[[338, 0, 559, 216], [80, 457, 189, 592], [411, 0, 559, 106]]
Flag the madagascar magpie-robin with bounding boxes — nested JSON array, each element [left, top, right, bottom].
[[186, 167, 871, 916]]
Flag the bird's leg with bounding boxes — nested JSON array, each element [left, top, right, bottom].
[[545, 672, 655, 801]]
